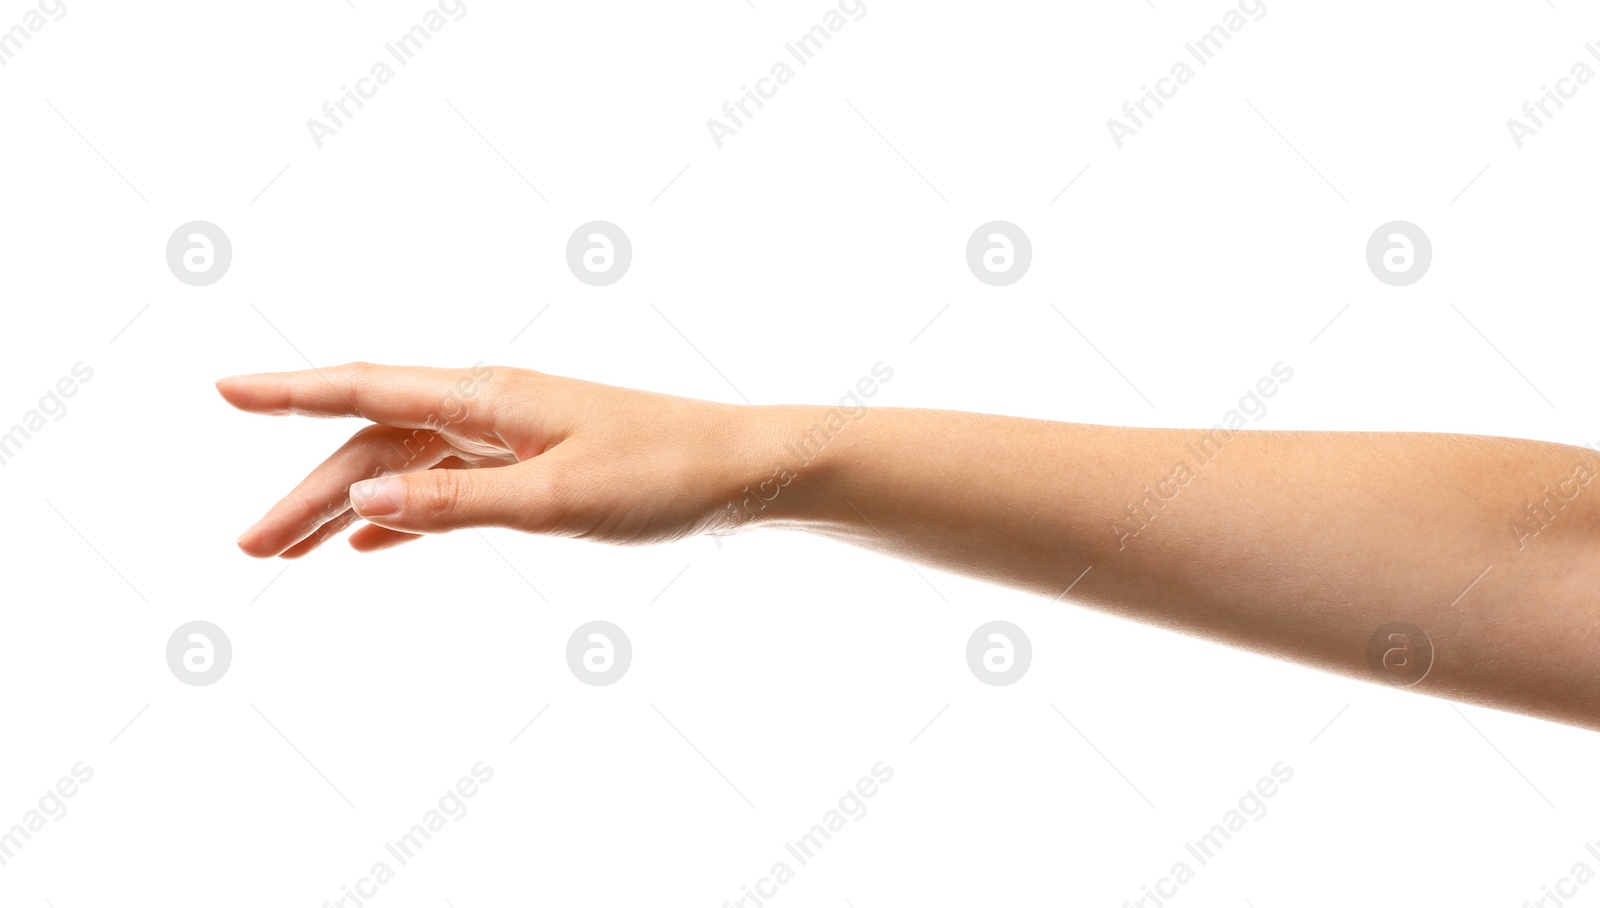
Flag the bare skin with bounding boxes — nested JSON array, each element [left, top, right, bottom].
[[219, 362, 1600, 731]]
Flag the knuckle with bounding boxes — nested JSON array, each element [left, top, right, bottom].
[[416, 470, 466, 517], [341, 360, 375, 383], [342, 361, 375, 415], [472, 367, 506, 408], [476, 368, 529, 437], [478, 363, 531, 409]]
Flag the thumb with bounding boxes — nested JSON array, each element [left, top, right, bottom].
[[349, 465, 540, 534]]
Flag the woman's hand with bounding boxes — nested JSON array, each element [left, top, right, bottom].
[[222, 360, 1600, 729], [219, 362, 794, 557]]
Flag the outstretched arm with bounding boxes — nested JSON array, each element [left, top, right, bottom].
[[219, 362, 1600, 731]]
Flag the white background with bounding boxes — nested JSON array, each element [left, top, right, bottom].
[[3, 0, 1599, 905]]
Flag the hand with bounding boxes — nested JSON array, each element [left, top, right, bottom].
[[219, 362, 785, 557]]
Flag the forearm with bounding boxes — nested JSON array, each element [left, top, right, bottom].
[[754, 408, 1600, 729], [220, 364, 1600, 731]]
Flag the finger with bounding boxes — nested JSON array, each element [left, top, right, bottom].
[[280, 510, 362, 559], [237, 425, 453, 558], [350, 459, 560, 536], [346, 457, 471, 552], [283, 456, 474, 559], [216, 362, 503, 430], [348, 523, 421, 553]]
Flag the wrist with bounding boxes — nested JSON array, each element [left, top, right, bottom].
[[713, 403, 867, 534]]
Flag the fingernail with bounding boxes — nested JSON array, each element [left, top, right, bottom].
[[351, 479, 402, 518]]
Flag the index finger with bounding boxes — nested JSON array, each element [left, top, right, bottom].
[[215, 361, 501, 429]]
